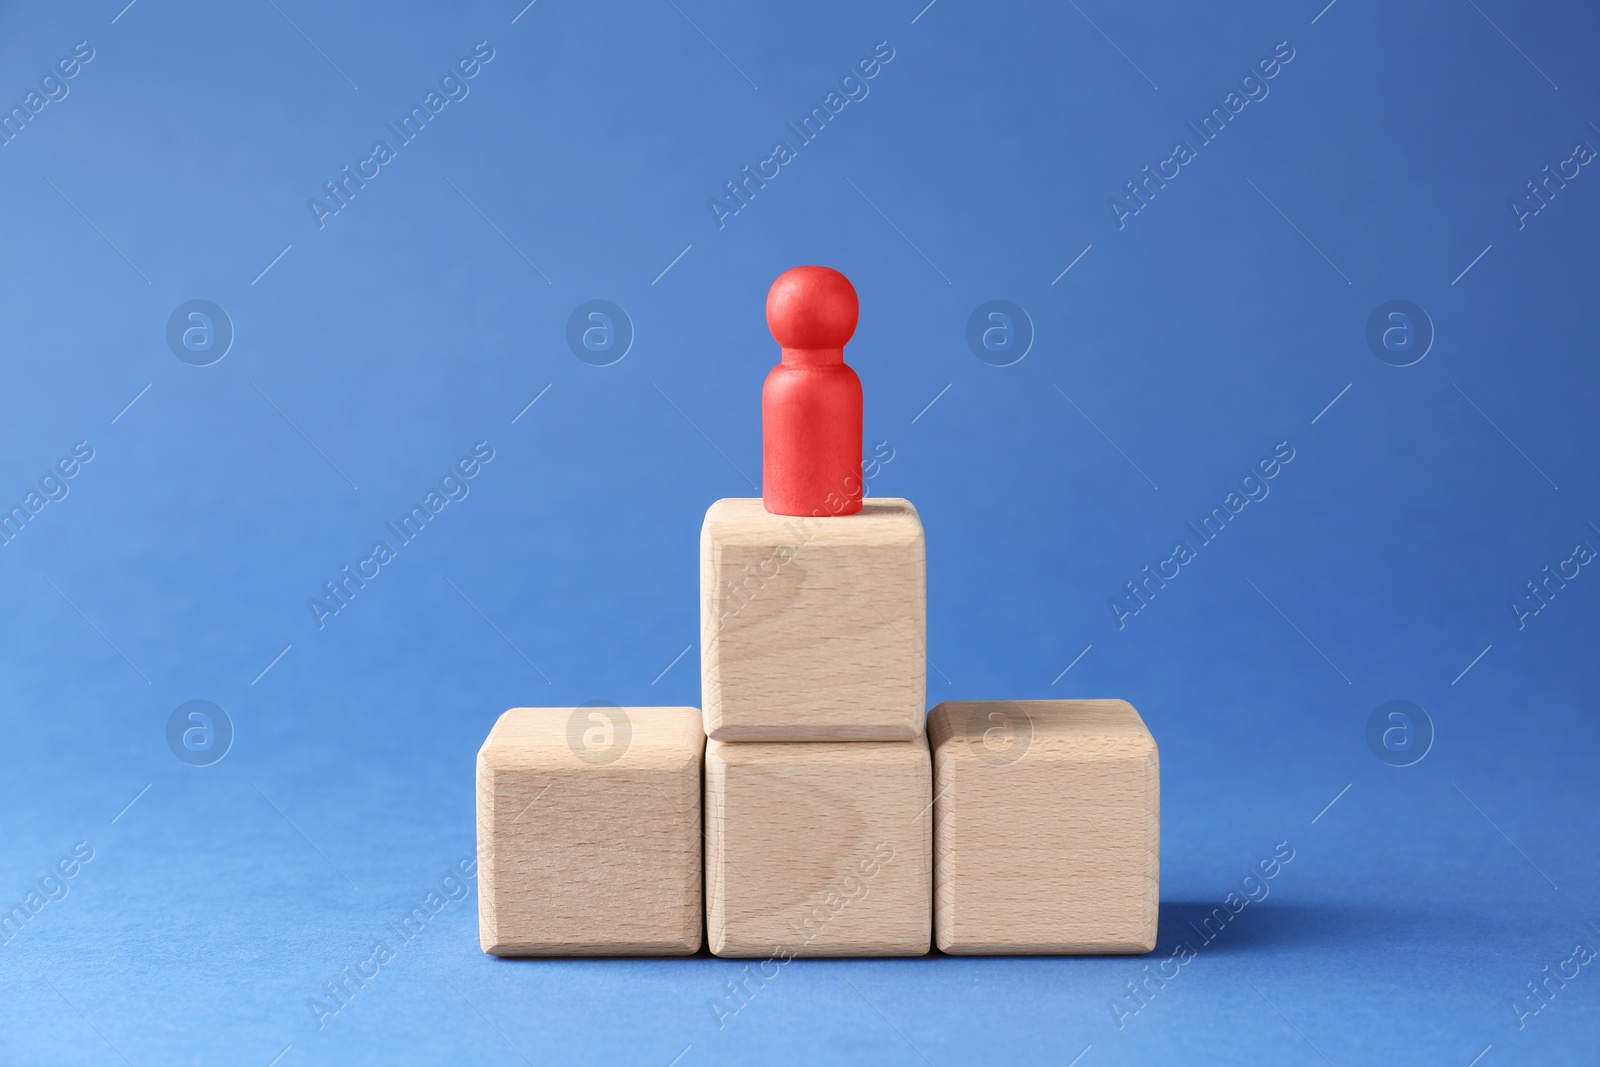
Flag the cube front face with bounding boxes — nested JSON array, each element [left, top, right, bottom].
[[700, 497, 926, 742], [705, 736, 932, 957], [476, 707, 704, 956], [929, 700, 1159, 955]]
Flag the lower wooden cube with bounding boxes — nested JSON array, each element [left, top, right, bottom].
[[476, 706, 704, 956], [705, 736, 931, 957], [928, 699, 1159, 954]]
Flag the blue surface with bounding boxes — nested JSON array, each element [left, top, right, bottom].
[[2, 1, 1597, 1063]]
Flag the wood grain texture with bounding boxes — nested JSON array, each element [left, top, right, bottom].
[[476, 706, 704, 957], [705, 736, 931, 957], [928, 699, 1159, 955], [700, 497, 925, 742]]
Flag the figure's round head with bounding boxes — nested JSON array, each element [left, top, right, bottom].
[[766, 266, 858, 349]]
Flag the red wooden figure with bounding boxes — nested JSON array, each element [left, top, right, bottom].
[[762, 266, 863, 517]]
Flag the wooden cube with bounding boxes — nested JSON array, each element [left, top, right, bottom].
[[700, 497, 925, 742], [476, 706, 704, 956], [928, 699, 1159, 954], [705, 736, 931, 957]]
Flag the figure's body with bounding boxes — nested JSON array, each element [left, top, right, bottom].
[[762, 266, 863, 517]]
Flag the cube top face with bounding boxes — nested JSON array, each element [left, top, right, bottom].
[[702, 497, 923, 546], [701, 497, 926, 742], [705, 736, 932, 958], [709, 735, 923, 771], [928, 700, 1158, 956], [477, 706, 704, 957], [480, 706, 703, 772], [928, 699, 1156, 765]]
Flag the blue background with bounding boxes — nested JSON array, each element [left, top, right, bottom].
[[2, 0, 1597, 1063]]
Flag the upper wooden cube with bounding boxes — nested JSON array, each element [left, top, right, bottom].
[[928, 699, 1159, 955], [700, 497, 926, 742], [476, 706, 704, 956]]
